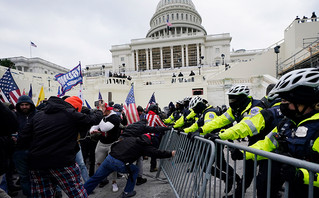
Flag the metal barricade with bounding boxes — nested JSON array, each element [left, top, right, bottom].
[[157, 130, 215, 198], [157, 130, 319, 198]]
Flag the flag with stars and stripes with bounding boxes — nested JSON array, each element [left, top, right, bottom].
[[146, 92, 156, 110], [123, 85, 139, 125], [0, 68, 21, 105]]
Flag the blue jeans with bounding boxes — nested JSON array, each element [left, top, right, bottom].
[[76, 148, 90, 183], [13, 150, 31, 197], [84, 155, 138, 194]]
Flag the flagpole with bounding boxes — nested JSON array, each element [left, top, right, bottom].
[[30, 41, 32, 58]]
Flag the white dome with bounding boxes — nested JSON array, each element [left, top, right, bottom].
[[146, 0, 206, 38], [156, 0, 196, 12]]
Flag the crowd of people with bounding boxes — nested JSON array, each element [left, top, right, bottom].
[[1, 67, 319, 197]]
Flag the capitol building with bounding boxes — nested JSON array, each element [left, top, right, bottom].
[[1, 0, 319, 108]]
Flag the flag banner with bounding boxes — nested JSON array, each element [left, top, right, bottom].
[[30, 41, 37, 47], [55, 64, 83, 97], [36, 86, 45, 106], [166, 19, 172, 27], [146, 92, 156, 110], [28, 84, 33, 98], [22, 88, 26, 95], [98, 90, 102, 100], [85, 99, 92, 109], [123, 85, 139, 125], [0, 68, 21, 105], [57, 86, 62, 97]]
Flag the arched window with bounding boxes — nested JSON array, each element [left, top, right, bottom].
[[172, 14, 174, 20], [176, 13, 179, 20], [186, 14, 188, 20], [181, 13, 183, 20]]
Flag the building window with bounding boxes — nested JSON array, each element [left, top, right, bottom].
[[121, 57, 125, 61], [176, 13, 179, 20], [159, 17, 161, 23], [215, 48, 220, 53], [172, 14, 174, 20], [181, 13, 183, 20], [186, 14, 188, 20], [192, 88, 203, 95]]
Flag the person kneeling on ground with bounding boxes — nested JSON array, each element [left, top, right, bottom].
[[84, 134, 175, 198]]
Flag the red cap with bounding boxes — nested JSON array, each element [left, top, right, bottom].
[[144, 134, 151, 141], [104, 103, 113, 111]]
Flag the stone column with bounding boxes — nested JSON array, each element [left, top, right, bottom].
[[170, 46, 174, 69], [146, 49, 149, 70], [160, 47, 163, 69], [185, 45, 189, 67], [196, 43, 200, 65], [131, 51, 135, 72], [181, 45, 185, 67], [150, 48, 153, 70], [135, 50, 139, 71]]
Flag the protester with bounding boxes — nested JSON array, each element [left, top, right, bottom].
[[12, 95, 37, 198], [90, 102, 121, 192], [0, 102, 18, 198], [84, 134, 175, 197], [16, 96, 103, 197]]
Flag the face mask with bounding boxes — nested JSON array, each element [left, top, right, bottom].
[[280, 103, 298, 122]]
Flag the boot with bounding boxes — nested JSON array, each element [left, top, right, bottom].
[[136, 177, 147, 185]]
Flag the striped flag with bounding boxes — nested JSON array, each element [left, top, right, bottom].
[[146, 92, 156, 110], [85, 99, 92, 109], [0, 68, 21, 105], [123, 85, 139, 125]]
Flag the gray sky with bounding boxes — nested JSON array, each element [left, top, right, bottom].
[[0, 0, 318, 69]]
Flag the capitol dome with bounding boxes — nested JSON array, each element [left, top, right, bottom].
[[146, 0, 207, 38]]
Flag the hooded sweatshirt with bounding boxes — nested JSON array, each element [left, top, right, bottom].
[[17, 96, 103, 169]]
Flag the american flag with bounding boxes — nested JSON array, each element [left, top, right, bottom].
[[123, 85, 140, 125], [146, 92, 156, 110], [166, 19, 172, 27], [30, 41, 37, 47], [0, 68, 21, 105]]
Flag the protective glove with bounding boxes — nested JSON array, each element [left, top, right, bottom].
[[280, 164, 303, 184], [187, 128, 202, 141], [204, 133, 220, 142], [230, 148, 244, 160], [175, 128, 184, 135]]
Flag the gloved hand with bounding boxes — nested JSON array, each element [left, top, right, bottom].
[[231, 148, 244, 160], [175, 128, 184, 135], [187, 128, 202, 141], [280, 164, 304, 185], [204, 133, 220, 142]]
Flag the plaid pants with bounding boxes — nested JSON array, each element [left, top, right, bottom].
[[30, 163, 88, 198]]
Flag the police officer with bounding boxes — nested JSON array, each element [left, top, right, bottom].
[[174, 96, 197, 129], [246, 68, 319, 198], [164, 100, 184, 125], [205, 87, 283, 197]]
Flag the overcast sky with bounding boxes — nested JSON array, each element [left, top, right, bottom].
[[0, 0, 318, 69]]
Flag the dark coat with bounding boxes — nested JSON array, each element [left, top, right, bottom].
[[17, 96, 103, 170], [121, 119, 168, 138], [109, 135, 172, 164], [0, 102, 18, 175]]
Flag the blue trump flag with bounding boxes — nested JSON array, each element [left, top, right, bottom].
[[55, 64, 83, 97]]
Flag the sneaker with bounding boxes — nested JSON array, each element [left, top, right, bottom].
[[121, 191, 136, 198], [99, 179, 109, 188], [112, 183, 119, 192], [150, 167, 158, 172], [136, 177, 147, 186]]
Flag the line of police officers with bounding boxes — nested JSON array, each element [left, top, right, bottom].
[[165, 68, 319, 198]]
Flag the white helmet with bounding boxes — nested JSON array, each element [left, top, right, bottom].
[[183, 96, 192, 102], [270, 68, 319, 95], [227, 85, 250, 96], [188, 96, 203, 109]]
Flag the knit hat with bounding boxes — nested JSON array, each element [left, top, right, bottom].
[[65, 96, 82, 112]]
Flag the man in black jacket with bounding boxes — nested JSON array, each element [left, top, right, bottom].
[[12, 95, 37, 197], [84, 134, 175, 198], [0, 102, 18, 198], [120, 119, 168, 185], [17, 96, 103, 197]]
